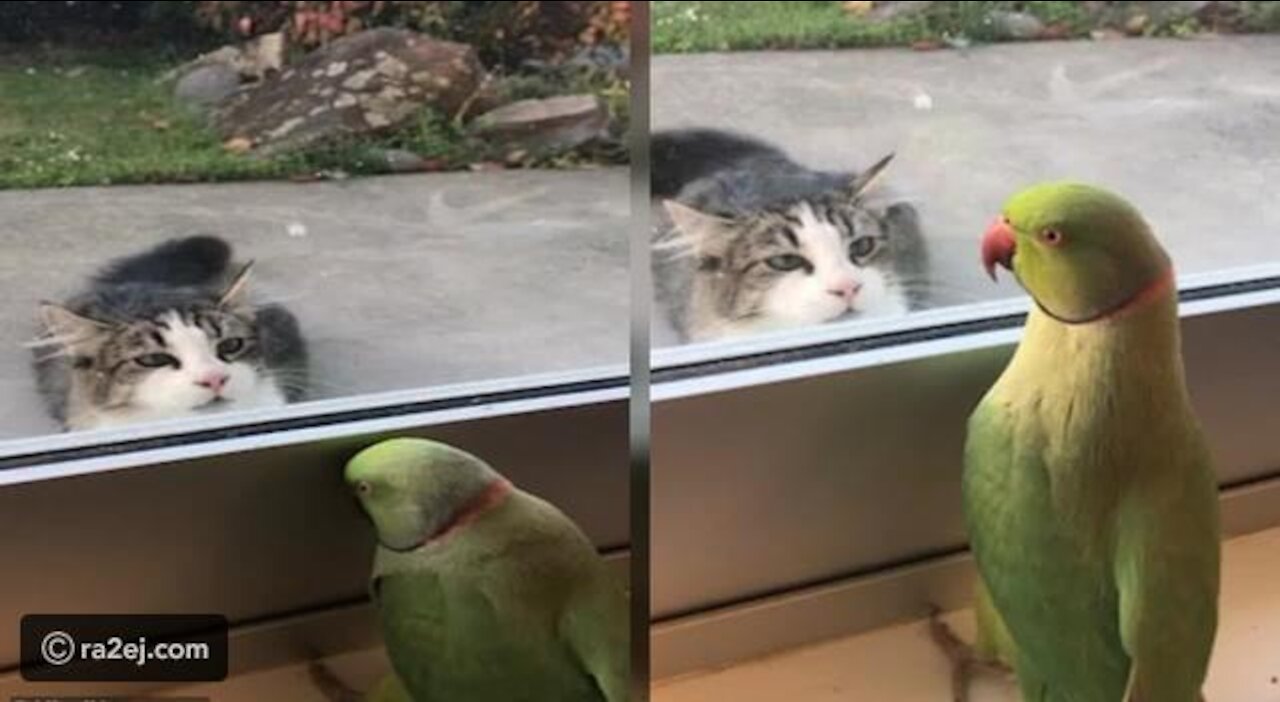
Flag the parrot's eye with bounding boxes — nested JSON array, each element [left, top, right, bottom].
[[355, 481, 372, 496], [1040, 228, 1064, 246]]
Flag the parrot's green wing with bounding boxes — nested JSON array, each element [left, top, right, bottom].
[[1115, 434, 1219, 702], [964, 398, 1131, 702], [560, 569, 630, 702], [368, 494, 624, 702], [374, 566, 606, 702]]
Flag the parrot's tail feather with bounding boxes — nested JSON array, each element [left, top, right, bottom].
[[306, 660, 364, 702]]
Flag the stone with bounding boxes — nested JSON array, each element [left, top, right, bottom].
[[867, 1, 936, 22], [471, 95, 609, 154], [988, 10, 1046, 40], [175, 64, 242, 111], [377, 148, 430, 173], [1125, 13, 1151, 35], [212, 29, 487, 155], [163, 32, 285, 84], [222, 137, 254, 154]]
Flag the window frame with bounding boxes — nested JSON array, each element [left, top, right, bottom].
[[0, 368, 631, 691]]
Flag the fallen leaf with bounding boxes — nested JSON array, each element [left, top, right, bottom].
[[1038, 22, 1073, 40], [842, 1, 874, 15], [911, 39, 945, 51], [1090, 28, 1125, 41], [150, 119, 172, 131], [223, 137, 254, 154]]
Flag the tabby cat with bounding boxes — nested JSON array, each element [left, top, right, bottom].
[[32, 236, 308, 431], [652, 128, 929, 342]]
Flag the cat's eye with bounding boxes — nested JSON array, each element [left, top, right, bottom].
[[217, 337, 246, 359], [135, 353, 179, 369], [1040, 228, 1064, 245], [765, 254, 809, 272], [848, 237, 879, 261]]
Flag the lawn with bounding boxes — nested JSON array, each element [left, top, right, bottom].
[[652, 1, 1092, 53], [0, 49, 478, 190], [651, 1, 1280, 54], [0, 47, 624, 190]]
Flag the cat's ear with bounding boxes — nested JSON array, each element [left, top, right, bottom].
[[218, 261, 254, 308], [37, 303, 109, 347], [847, 153, 895, 200], [661, 200, 734, 258]]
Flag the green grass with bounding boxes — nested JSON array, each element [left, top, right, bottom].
[[1242, 0, 1280, 32], [652, 1, 1093, 53], [0, 47, 625, 190], [0, 57, 267, 189], [652, 1, 1280, 53]]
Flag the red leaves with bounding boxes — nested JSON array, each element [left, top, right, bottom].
[[194, 1, 627, 62]]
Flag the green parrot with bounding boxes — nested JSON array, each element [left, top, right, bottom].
[[959, 182, 1220, 702], [342, 437, 630, 702]]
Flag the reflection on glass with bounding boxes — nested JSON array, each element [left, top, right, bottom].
[[650, 1, 1280, 348], [0, 1, 631, 440]]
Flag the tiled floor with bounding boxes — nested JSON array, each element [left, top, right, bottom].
[[653, 528, 1280, 702]]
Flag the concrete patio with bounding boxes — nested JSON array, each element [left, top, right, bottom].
[[0, 169, 629, 439], [652, 35, 1280, 343]]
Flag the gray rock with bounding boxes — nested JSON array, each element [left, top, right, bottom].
[[163, 32, 286, 84], [988, 10, 1046, 40], [377, 148, 429, 173], [471, 95, 609, 154], [867, 1, 936, 22], [174, 64, 242, 111], [212, 29, 488, 156]]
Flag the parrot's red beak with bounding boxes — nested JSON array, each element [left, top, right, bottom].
[[982, 216, 1017, 281]]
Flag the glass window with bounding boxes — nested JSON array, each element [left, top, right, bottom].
[[0, 3, 633, 699], [650, 0, 1280, 356], [0, 1, 631, 444]]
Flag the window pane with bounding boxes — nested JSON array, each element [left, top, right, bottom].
[[0, 3, 630, 442], [650, 1, 1280, 351]]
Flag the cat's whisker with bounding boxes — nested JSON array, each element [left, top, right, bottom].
[[31, 349, 72, 364], [23, 334, 85, 351]]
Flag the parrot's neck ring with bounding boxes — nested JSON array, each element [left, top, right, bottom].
[[1035, 266, 1174, 326], [421, 479, 512, 548]]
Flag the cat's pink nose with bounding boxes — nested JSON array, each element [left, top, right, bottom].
[[196, 371, 229, 394], [827, 279, 863, 301]]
